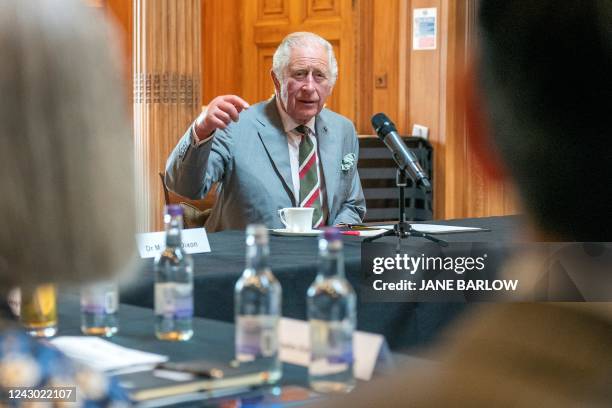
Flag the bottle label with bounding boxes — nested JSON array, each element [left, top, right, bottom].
[[236, 315, 278, 362], [81, 287, 118, 315], [309, 319, 354, 376], [155, 282, 193, 318]]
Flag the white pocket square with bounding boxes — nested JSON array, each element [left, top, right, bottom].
[[341, 153, 356, 172]]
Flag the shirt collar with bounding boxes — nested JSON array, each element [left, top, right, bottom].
[[275, 96, 316, 135]]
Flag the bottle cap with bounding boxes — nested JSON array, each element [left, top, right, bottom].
[[323, 227, 342, 242], [246, 224, 268, 245], [165, 204, 183, 216], [320, 227, 342, 251]]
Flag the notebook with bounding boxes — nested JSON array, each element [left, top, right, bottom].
[[116, 359, 271, 403]]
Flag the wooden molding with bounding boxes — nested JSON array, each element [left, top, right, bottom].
[[133, 0, 202, 231]]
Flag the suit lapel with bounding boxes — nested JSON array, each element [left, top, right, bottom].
[[256, 99, 296, 205], [316, 112, 341, 215]]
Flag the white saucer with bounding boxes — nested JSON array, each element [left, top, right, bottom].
[[270, 228, 323, 237]]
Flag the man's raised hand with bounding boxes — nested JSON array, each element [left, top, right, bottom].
[[194, 95, 250, 140]]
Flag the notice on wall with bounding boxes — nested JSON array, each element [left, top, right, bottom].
[[413, 8, 437, 50]]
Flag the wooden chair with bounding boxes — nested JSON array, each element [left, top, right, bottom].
[[159, 172, 216, 229]]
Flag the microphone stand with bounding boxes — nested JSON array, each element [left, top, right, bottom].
[[363, 169, 448, 251]]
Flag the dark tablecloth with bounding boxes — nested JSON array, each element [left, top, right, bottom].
[[122, 216, 523, 350]]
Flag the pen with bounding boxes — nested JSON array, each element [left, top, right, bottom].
[[337, 223, 366, 229], [341, 231, 360, 236]]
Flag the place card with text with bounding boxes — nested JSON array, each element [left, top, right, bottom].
[[278, 317, 393, 381], [135, 228, 211, 258]]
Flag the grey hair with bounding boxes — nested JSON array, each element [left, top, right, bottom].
[[272, 32, 338, 86], [0, 0, 135, 291]]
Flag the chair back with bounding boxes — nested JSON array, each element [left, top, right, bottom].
[[158, 172, 215, 228], [357, 136, 433, 222]]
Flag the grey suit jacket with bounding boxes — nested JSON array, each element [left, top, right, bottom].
[[165, 98, 366, 232]]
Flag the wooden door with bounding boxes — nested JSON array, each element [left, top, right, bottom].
[[242, 0, 356, 120]]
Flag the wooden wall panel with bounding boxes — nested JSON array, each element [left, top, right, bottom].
[[307, 0, 341, 18], [355, 0, 373, 133], [355, 0, 409, 134], [406, 0, 443, 217], [439, 0, 519, 219], [259, 0, 289, 21], [258, 48, 276, 100], [439, 0, 466, 219], [133, 0, 202, 231], [327, 42, 341, 113], [401, 0, 518, 219], [202, 0, 242, 102], [371, 0, 400, 127]]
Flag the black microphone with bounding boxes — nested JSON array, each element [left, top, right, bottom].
[[371, 113, 432, 191]]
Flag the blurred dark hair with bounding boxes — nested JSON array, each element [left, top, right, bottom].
[[477, 1, 612, 241]]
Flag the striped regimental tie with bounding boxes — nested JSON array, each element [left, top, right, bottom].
[[295, 125, 324, 228]]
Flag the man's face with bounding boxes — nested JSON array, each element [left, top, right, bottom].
[[273, 44, 333, 124]]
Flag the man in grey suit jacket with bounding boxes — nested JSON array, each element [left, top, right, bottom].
[[166, 32, 365, 231]]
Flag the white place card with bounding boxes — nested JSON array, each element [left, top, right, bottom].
[[135, 228, 211, 258], [278, 318, 392, 381]]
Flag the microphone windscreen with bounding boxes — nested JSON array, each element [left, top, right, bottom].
[[371, 113, 397, 137], [371, 113, 389, 130]]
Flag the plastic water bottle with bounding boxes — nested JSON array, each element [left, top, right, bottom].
[[235, 225, 282, 383], [307, 228, 356, 393], [80, 282, 119, 336], [154, 205, 194, 341]]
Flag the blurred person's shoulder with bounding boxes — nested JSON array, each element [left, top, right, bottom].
[[435, 302, 612, 406], [321, 302, 611, 407]]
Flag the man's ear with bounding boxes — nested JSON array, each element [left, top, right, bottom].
[[271, 70, 281, 95], [464, 59, 507, 182]]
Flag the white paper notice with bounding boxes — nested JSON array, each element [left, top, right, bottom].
[[135, 227, 211, 258], [51, 337, 168, 372], [413, 8, 437, 50], [410, 224, 487, 234], [278, 318, 387, 381], [372, 224, 487, 234]]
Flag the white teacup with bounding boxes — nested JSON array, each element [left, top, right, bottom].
[[278, 207, 314, 232]]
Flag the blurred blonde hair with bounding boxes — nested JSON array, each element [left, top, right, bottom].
[[0, 0, 135, 290]]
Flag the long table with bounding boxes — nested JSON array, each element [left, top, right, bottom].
[[56, 296, 420, 406], [56, 296, 307, 388], [122, 216, 522, 350]]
